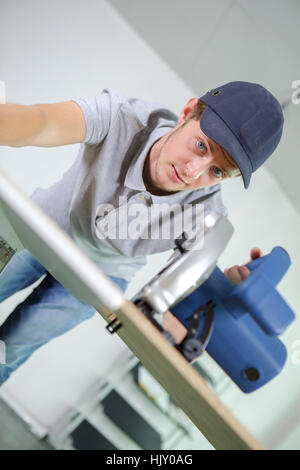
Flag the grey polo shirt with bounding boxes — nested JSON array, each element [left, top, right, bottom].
[[31, 88, 227, 281]]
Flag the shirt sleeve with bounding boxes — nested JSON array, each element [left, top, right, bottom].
[[72, 88, 116, 145]]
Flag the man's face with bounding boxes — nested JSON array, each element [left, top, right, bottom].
[[143, 115, 240, 195]]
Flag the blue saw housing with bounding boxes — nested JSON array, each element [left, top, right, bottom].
[[170, 246, 295, 393]]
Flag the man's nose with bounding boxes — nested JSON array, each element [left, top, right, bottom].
[[183, 156, 211, 180]]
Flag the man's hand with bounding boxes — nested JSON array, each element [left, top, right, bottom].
[[223, 247, 263, 284], [162, 310, 187, 344]]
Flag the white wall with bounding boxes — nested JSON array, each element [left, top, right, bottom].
[[0, 0, 299, 450]]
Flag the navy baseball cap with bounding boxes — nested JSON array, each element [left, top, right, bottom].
[[199, 81, 284, 188]]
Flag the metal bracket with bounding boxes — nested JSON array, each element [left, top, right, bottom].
[[106, 316, 122, 334], [176, 300, 215, 362], [132, 297, 216, 362]]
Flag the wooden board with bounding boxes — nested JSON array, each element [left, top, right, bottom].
[[0, 168, 265, 450]]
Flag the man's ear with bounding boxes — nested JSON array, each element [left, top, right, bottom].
[[178, 97, 199, 124]]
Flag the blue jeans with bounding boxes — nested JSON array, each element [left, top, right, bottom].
[[0, 250, 127, 385]]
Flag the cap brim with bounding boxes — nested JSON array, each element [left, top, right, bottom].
[[200, 106, 252, 189]]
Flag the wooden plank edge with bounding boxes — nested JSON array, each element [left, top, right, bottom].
[[97, 300, 266, 450]]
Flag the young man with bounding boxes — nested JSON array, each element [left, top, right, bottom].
[[0, 81, 283, 383]]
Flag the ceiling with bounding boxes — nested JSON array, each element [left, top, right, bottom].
[[109, 0, 300, 211]]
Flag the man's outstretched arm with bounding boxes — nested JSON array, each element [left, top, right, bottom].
[[0, 100, 86, 148]]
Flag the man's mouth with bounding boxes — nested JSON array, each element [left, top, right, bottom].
[[171, 165, 185, 185]]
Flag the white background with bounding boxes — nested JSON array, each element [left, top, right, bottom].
[[0, 0, 300, 450]]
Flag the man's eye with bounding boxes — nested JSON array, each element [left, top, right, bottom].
[[212, 166, 224, 179], [196, 140, 205, 151]]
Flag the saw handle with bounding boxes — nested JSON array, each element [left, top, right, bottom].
[[225, 246, 295, 335], [245, 246, 290, 285]]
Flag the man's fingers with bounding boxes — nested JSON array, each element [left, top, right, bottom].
[[224, 265, 250, 284], [224, 265, 241, 284], [242, 247, 264, 266], [250, 246, 263, 260], [224, 247, 264, 285], [238, 265, 250, 280]]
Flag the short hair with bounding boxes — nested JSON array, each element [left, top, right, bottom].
[[188, 99, 206, 121]]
